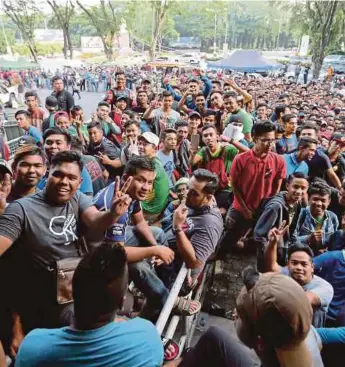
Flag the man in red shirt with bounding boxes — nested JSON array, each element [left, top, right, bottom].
[[221, 121, 286, 252], [25, 91, 48, 131]]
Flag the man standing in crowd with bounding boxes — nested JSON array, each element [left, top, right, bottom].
[[24, 91, 48, 131], [221, 121, 286, 253], [15, 110, 43, 146], [51, 76, 75, 114], [137, 132, 169, 224]]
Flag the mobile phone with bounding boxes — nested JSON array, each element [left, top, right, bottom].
[[191, 134, 200, 151]]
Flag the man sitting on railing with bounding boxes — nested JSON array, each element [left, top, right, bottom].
[[165, 169, 224, 293]]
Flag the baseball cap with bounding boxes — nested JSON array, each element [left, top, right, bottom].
[[138, 132, 159, 147], [236, 271, 312, 360], [188, 111, 201, 119], [174, 177, 189, 190], [298, 111, 305, 117], [45, 96, 58, 109], [229, 114, 243, 124], [18, 136, 36, 147], [0, 159, 12, 176], [116, 94, 128, 102]]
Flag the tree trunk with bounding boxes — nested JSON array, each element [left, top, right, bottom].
[[63, 30, 68, 59], [66, 27, 73, 59], [27, 42, 38, 63]]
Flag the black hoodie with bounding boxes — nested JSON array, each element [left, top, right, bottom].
[[254, 191, 301, 266]]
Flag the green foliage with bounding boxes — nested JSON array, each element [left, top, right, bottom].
[[0, 28, 15, 54]]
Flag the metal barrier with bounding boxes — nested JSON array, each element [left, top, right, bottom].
[[156, 261, 214, 353], [8, 137, 22, 159]]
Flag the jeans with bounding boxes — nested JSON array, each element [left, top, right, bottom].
[[125, 226, 170, 310], [180, 326, 259, 367], [221, 207, 254, 251]]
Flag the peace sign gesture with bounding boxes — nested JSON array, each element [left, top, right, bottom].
[[268, 220, 289, 246], [110, 176, 133, 218], [128, 137, 139, 156]]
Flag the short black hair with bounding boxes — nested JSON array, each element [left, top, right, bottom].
[[192, 168, 219, 195], [201, 123, 217, 133], [13, 144, 45, 169], [175, 120, 189, 129], [160, 128, 177, 141], [70, 136, 83, 153], [301, 123, 319, 133], [210, 90, 223, 98], [24, 90, 38, 99], [87, 121, 103, 131], [52, 75, 63, 83], [124, 155, 155, 176], [252, 121, 276, 137], [43, 127, 71, 144], [288, 243, 314, 261], [308, 181, 331, 198], [287, 172, 309, 184], [124, 119, 140, 129], [298, 136, 318, 149], [15, 110, 30, 119], [195, 92, 205, 99], [98, 101, 110, 109], [275, 104, 287, 119], [50, 150, 83, 172], [257, 103, 268, 109], [162, 91, 172, 98], [115, 71, 125, 78], [73, 242, 127, 324], [282, 114, 297, 124]]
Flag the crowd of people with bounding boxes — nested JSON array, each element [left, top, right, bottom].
[[1, 64, 345, 367]]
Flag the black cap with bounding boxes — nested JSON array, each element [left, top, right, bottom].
[[45, 96, 58, 108], [116, 94, 128, 102], [229, 114, 243, 123]]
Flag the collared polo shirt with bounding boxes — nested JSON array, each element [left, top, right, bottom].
[[230, 149, 286, 213], [284, 152, 309, 177]]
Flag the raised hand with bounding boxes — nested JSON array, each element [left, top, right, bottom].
[[268, 220, 289, 245], [173, 199, 188, 229], [110, 176, 133, 218], [0, 173, 11, 213], [97, 152, 112, 166]]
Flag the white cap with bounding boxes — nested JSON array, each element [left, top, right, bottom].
[[139, 132, 159, 147]]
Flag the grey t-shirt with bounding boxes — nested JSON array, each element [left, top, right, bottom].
[[0, 191, 93, 266], [166, 204, 223, 262], [281, 268, 334, 313], [154, 108, 181, 135], [156, 150, 175, 189]]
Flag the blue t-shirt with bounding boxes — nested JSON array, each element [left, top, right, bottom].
[[314, 250, 345, 319], [37, 166, 93, 195], [15, 318, 163, 367], [27, 126, 43, 145], [93, 181, 141, 242], [284, 152, 309, 177], [276, 134, 298, 155]]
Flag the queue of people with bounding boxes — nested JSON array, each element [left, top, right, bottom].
[[1, 66, 345, 367]]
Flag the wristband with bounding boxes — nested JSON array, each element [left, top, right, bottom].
[[172, 227, 183, 234]]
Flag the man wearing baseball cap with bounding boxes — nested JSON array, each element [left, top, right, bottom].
[[137, 132, 169, 224], [235, 269, 324, 366]]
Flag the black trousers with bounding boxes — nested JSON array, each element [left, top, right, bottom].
[[180, 326, 258, 367]]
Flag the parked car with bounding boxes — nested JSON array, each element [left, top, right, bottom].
[[0, 83, 18, 108]]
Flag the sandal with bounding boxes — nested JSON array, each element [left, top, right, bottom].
[[173, 297, 201, 316], [179, 278, 198, 297], [162, 337, 180, 361]]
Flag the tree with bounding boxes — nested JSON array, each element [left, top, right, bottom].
[[0, 27, 15, 54], [76, 0, 124, 61], [46, 0, 75, 59], [149, 1, 172, 60], [308, 1, 339, 78], [1, 0, 41, 62]]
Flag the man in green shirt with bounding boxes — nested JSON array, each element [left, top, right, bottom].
[[223, 92, 253, 143], [191, 124, 249, 214], [138, 132, 169, 224]]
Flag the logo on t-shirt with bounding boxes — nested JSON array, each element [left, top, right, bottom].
[[49, 214, 78, 244]]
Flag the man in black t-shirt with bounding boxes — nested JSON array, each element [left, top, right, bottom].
[[51, 76, 75, 113]]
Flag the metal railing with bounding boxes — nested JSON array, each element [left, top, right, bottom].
[[156, 261, 214, 352]]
